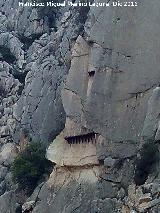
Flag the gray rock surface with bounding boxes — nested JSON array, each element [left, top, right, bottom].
[[0, 191, 17, 213], [104, 156, 116, 167], [38, 1, 160, 212], [0, 166, 8, 182], [85, 0, 160, 143], [32, 180, 122, 213], [11, 4, 89, 144], [0, 143, 18, 166], [0, 1, 90, 212], [0, 0, 160, 212], [142, 87, 160, 140], [22, 200, 35, 213]]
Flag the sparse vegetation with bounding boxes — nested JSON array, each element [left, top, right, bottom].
[[11, 141, 52, 194], [134, 141, 159, 186]]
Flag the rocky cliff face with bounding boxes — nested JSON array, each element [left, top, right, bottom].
[[0, 0, 160, 212], [0, 0, 89, 212]]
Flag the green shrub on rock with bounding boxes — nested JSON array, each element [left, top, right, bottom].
[[11, 142, 52, 194]]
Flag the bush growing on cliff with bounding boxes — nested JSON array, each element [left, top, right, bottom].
[[11, 142, 52, 194], [134, 141, 159, 186]]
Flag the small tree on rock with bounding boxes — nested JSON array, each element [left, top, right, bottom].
[[11, 141, 52, 194]]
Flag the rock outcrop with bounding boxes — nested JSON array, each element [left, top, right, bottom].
[[0, 1, 89, 211], [0, 0, 160, 212], [32, 1, 160, 212]]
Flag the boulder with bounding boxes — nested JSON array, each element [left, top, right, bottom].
[[138, 193, 152, 204], [104, 157, 116, 167], [0, 190, 17, 213], [0, 143, 18, 166], [22, 201, 36, 213]]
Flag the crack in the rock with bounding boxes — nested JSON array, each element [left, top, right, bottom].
[[99, 175, 121, 184], [75, 155, 97, 163]]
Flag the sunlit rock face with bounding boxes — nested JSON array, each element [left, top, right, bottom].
[[47, 133, 99, 167], [38, 35, 129, 213], [1, 0, 160, 212], [0, 1, 90, 212], [40, 1, 160, 212], [2, 2, 89, 145], [46, 36, 102, 183], [85, 0, 160, 143]]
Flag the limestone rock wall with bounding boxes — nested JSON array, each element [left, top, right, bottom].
[[0, 0, 160, 212], [33, 1, 160, 212], [0, 0, 89, 146], [12, 5, 89, 144], [0, 0, 89, 212]]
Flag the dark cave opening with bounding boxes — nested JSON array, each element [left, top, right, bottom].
[[88, 70, 95, 77]]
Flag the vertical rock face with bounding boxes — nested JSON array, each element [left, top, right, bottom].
[[0, 1, 89, 212], [12, 5, 89, 144], [0, 0, 89, 145], [142, 87, 160, 140], [1, 0, 160, 212], [34, 1, 160, 212], [85, 0, 160, 143]]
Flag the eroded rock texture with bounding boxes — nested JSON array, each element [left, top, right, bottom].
[[32, 1, 160, 212], [0, 0, 89, 211], [1, 0, 160, 212]]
